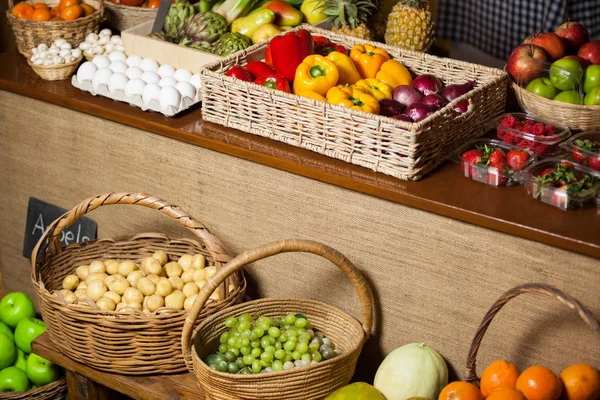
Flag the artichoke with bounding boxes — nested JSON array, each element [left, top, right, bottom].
[[147, 32, 171, 42], [179, 12, 228, 47], [164, 0, 195, 43], [212, 32, 252, 57], [182, 39, 215, 54]]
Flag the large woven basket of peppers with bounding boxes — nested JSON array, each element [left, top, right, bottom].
[[200, 26, 508, 181]]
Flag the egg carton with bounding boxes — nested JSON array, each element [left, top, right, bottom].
[[71, 75, 202, 117]]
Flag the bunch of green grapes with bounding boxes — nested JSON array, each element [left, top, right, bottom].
[[203, 313, 342, 374]]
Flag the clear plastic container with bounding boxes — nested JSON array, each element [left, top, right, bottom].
[[452, 138, 535, 187], [523, 158, 600, 210], [559, 131, 600, 172], [489, 113, 570, 156]]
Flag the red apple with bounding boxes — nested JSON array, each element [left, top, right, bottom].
[[578, 40, 600, 65], [506, 44, 550, 85], [523, 33, 536, 44], [555, 22, 590, 52], [531, 32, 566, 60], [563, 55, 591, 69]]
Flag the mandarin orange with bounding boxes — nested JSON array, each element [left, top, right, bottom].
[[516, 366, 562, 400], [439, 381, 483, 400], [11, 3, 34, 19], [560, 364, 600, 400], [480, 360, 520, 398]]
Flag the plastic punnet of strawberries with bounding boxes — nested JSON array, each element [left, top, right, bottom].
[[461, 143, 531, 187], [497, 114, 561, 155], [531, 161, 599, 209], [572, 139, 600, 171]]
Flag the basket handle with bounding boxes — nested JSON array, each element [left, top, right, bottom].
[[30, 193, 232, 276], [182, 239, 374, 361], [465, 283, 600, 384]]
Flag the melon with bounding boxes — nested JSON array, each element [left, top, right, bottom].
[[325, 382, 386, 399]]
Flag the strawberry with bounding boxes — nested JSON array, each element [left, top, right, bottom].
[[540, 168, 554, 177], [589, 155, 600, 171], [462, 149, 483, 163], [486, 165, 508, 186], [572, 148, 588, 163], [507, 150, 529, 171], [560, 161, 574, 168], [551, 185, 569, 209], [488, 148, 506, 168]]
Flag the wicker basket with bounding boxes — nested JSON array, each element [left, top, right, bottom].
[[511, 81, 600, 132], [465, 283, 600, 385], [105, 3, 157, 33], [30, 192, 246, 375], [27, 56, 82, 81], [201, 26, 508, 182], [182, 239, 374, 400], [7, 0, 104, 57], [0, 377, 67, 400]]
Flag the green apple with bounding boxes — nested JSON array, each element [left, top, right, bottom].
[[0, 332, 16, 369], [14, 318, 46, 354], [550, 58, 584, 91], [25, 353, 60, 386], [0, 366, 30, 392], [12, 348, 28, 372], [526, 77, 559, 99], [584, 86, 600, 106], [554, 90, 583, 104], [0, 292, 36, 329], [0, 322, 13, 342], [584, 65, 600, 94]]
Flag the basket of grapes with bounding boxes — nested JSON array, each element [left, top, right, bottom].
[[182, 239, 374, 400]]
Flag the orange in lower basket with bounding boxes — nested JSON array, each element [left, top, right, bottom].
[[516, 366, 562, 400], [480, 360, 520, 397], [438, 381, 483, 400], [486, 387, 526, 400], [80, 3, 95, 15], [560, 364, 600, 400], [59, 4, 82, 20], [11, 3, 34, 19], [33, 2, 49, 9], [32, 7, 52, 20]]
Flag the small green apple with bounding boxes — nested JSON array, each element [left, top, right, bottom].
[[526, 77, 558, 99], [12, 348, 28, 372], [584, 65, 600, 94], [550, 58, 584, 91], [26, 353, 60, 386], [554, 90, 583, 104], [0, 366, 30, 392], [14, 318, 46, 354], [584, 86, 600, 106], [0, 293, 36, 329], [0, 322, 13, 342], [0, 332, 16, 369]]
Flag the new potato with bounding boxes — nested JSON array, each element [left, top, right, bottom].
[[75, 265, 89, 280], [181, 269, 194, 283], [142, 257, 162, 275], [97, 297, 116, 311], [146, 294, 164, 312], [85, 272, 108, 285], [87, 280, 108, 302], [184, 294, 197, 311], [165, 262, 183, 278], [152, 250, 168, 266], [118, 260, 137, 277], [62, 274, 79, 290], [123, 287, 144, 304], [126, 270, 146, 287], [109, 277, 130, 295], [178, 255, 193, 270], [156, 278, 173, 297], [104, 291, 121, 304], [105, 260, 120, 275], [192, 254, 205, 269], [146, 274, 161, 285], [165, 290, 185, 310], [168, 277, 184, 291], [88, 260, 106, 274], [136, 277, 156, 296], [182, 282, 199, 297]]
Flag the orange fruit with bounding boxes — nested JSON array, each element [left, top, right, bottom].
[[438, 381, 483, 400], [33, 2, 49, 8], [560, 364, 600, 400], [80, 3, 95, 15], [480, 360, 521, 397], [11, 3, 34, 19], [31, 7, 51, 20], [486, 388, 526, 400], [49, 15, 63, 20], [50, 6, 60, 16], [58, 0, 79, 12], [516, 366, 562, 400], [59, 4, 82, 19]]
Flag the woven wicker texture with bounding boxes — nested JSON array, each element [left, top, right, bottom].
[[6, 0, 104, 57], [0, 377, 67, 400], [182, 239, 374, 400], [465, 283, 600, 384], [105, 3, 157, 33], [512, 82, 600, 131], [30, 192, 246, 375], [27, 56, 82, 81], [200, 25, 508, 181]]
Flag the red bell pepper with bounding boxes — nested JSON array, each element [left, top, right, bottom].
[[266, 29, 314, 82], [265, 46, 273, 66], [225, 65, 253, 82], [316, 42, 347, 56], [255, 74, 291, 93], [312, 36, 330, 48], [246, 61, 276, 80]]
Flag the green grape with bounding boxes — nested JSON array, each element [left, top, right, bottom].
[[264, 345, 276, 354], [296, 342, 308, 354], [228, 362, 239, 374], [236, 358, 245, 369], [241, 330, 252, 339], [243, 355, 255, 365], [238, 320, 252, 331], [251, 348, 261, 358], [292, 351, 302, 360], [216, 360, 228, 372], [252, 360, 262, 373], [284, 353, 293, 362], [214, 354, 226, 363], [224, 351, 236, 362], [301, 353, 311, 362], [252, 328, 264, 338], [275, 342, 283, 350], [241, 338, 250, 347], [232, 330, 241, 338], [250, 340, 261, 349], [261, 352, 274, 363], [272, 360, 283, 371], [294, 318, 307, 328], [274, 349, 286, 360], [268, 327, 281, 338], [269, 336, 276, 345], [260, 336, 271, 348], [311, 351, 322, 362], [225, 317, 238, 328], [209, 364, 217, 370], [240, 346, 251, 356], [240, 367, 253, 375], [287, 329, 298, 338], [218, 344, 228, 353], [283, 341, 296, 352], [230, 347, 240, 356], [278, 334, 288, 343], [235, 337, 244, 348], [305, 321, 312, 329], [239, 313, 252, 323], [283, 314, 296, 325], [298, 333, 311, 343], [309, 341, 320, 352], [204, 354, 221, 365], [219, 332, 230, 344], [260, 360, 269, 368]]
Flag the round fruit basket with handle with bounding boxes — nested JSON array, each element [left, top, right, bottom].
[[30, 192, 246, 375], [0, 377, 67, 400], [182, 239, 374, 400], [104, 2, 157, 33]]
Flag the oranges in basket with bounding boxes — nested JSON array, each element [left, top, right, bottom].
[[11, 0, 95, 20]]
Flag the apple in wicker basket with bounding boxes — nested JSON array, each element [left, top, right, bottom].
[[506, 44, 549, 85]]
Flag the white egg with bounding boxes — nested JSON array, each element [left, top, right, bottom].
[[108, 72, 129, 93], [109, 60, 128, 74], [59, 49, 72, 58], [92, 67, 113, 91], [60, 43, 72, 50], [92, 54, 110, 69], [125, 54, 142, 67], [125, 66, 144, 80], [175, 81, 196, 100], [158, 76, 178, 88], [124, 78, 146, 98], [173, 68, 192, 82], [79, 42, 91, 51], [110, 35, 122, 45], [140, 58, 159, 72], [142, 83, 162, 105], [108, 51, 126, 63], [189, 74, 202, 90], [71, 48, 82, 58], [141, 71, 160, 84], [86, 33, 99, 43], [99, 28, 112, 37], [159, 86, 181, 110], [77, 62, 97, 83], [157, 64, 175, 78], [37, 43, 48, 51]]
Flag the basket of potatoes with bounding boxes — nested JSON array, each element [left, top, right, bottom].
[[30, 192, 246, 375]]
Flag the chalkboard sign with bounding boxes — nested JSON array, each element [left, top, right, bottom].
[[23, 197, 97, 259]]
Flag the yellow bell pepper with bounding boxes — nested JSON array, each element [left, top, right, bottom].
[[326, 86, 380, 114], [326, 51, 362, 85], [355, 78, 392, 101], [349, 44, 390, 79], [293, 55, 339, 96], [375, 59, 413, 89], [296, 90, 327, 102]]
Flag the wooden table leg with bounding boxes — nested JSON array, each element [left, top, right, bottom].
[[66, 370, 130, 400]]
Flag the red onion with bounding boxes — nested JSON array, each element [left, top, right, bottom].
[[453, 100, 469, 115], [405, 102, 431, 122], [392, 85, 423, 107], [412, 74, 444, 95], [442, 80, 477, 101], [421, 94, 449, 111], [379, 99, 406, 117], [393, 114, 412, 122]]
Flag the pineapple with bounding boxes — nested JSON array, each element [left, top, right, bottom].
[[385, 0, 434, 52], [323, 0, 377, 40]]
